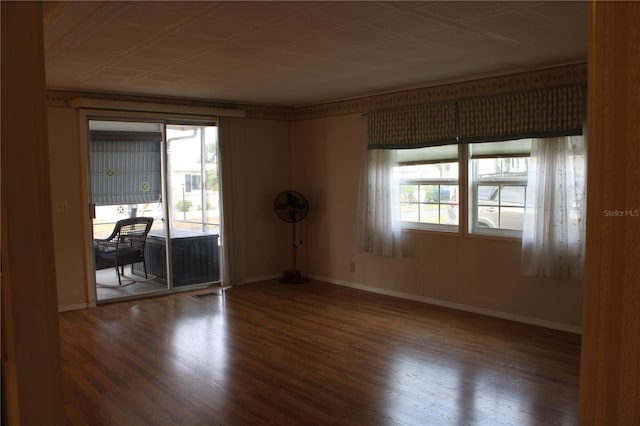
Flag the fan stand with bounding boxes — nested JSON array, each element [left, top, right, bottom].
[[280, 221, 308, 284]]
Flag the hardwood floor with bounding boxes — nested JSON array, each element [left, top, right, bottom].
[[59, 280, 580, 425]]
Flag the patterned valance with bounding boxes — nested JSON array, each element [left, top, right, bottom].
[[367, 102, 458, 149], [368, 85, 585, 149], [90, 130, 162, 206], [458, 85, 585, 143]]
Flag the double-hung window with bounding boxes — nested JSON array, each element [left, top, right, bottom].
[[359, 84, 586, 263], [469, 139, 531, 237], [396, 140, 531, 237], [396, 145, 459, 231]]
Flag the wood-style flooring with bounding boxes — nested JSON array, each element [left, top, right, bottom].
[[59, 280, 580, 425]]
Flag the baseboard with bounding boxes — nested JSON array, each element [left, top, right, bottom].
[[59, 276, 280, 311], [240, 274, 282, 285], [308, 274, 582, 335], [58, 303, 90, 312]]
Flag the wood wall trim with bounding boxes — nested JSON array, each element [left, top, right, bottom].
[[579, 1, 640, 423], [1, 2, 66, 424]]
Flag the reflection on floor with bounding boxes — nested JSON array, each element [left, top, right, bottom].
[[95, 267, 168, 301], [61, 280, 581, 424]]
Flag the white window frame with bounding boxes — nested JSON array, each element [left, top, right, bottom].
[[468, 140, 531, 239], [394, 140, 537, 238], [396, 146, 460, 233]]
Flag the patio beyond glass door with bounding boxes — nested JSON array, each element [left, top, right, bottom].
[[89, 120, 222, 302], [89, 120, 170, 301]]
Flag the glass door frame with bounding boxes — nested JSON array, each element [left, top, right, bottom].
[[80, 109, 220, 305], [164, 123, 222, 290]]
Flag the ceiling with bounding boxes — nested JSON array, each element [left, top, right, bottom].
[[43, 1, 588, 108]]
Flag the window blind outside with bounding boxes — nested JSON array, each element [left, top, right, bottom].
[[396, 144, 458, 164], [90, 130, 162, 206], [458, 85, 585, 143], [469, 139, 532, 158], [367, 102, 458, 149]]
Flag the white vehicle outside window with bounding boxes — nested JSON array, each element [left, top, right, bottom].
[[468, 139, 531, 238]]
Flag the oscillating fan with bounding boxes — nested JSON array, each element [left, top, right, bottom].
[[274, 190, 309, 284]]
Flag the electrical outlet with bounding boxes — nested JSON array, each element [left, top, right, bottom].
[[55, 200, 69, 212], [349, 262, 355, 273]]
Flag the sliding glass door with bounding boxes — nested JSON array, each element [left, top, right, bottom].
[[88, 119, 221, 302], [165, 124, 221, 289]]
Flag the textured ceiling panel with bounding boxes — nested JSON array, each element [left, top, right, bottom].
[[43, 0, 588, 107]]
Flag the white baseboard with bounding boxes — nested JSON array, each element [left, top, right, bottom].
[[58, 274, 580, 333], [308, 274, 582, 335], [240, 274, 281, 285], [58, 303, 90, 312]]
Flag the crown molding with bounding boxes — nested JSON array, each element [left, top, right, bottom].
[[46, 90, 294, 121], [293, 62, 587, 121], [46, 63, 586, 123]]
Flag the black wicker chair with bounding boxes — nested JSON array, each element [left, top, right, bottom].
[[94, 217, 154, 285]]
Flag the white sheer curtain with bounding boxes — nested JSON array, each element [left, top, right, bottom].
[[521, 135, 586, 279], [357, 148, 402, 257]]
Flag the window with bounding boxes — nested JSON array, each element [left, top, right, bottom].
[[395, 145, 459, 231], [168, 125, 220, 234], [469, 139, 531, 236], [184, 174, 201, 192], [359, 85, 586, 256], [396, 140, 533, 237]]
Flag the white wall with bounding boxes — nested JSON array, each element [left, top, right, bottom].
[[292, 113, 583, 331], [46, 103, 583, 329], [47, 107, 89, 310], [219, 117, 293, 284]]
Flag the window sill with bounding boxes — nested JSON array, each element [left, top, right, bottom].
[[399, 223, 524, 242], [466, 230, 522, 243], [401, 222, 460, 236]]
